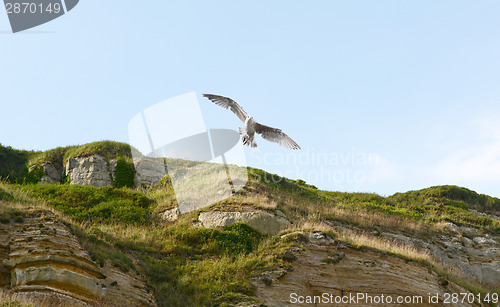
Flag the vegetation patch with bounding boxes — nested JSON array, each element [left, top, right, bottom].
[[23, 165, 43, 184], [63, 141, 132, 163], [0, 144, 32, 183], [0, 186, 14, 202], [29, 146, 74, 168], [18, 184, 153, 225], [113, 157, 136, 188], [175, 223, 263, 256]]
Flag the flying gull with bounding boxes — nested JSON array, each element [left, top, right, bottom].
[[203, 94, 301, 150]]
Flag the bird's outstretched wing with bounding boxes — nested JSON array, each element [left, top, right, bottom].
[[203, 94, 249, 122], [255, 122, 301, 150]]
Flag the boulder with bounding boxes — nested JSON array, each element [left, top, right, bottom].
[[134, 158, 166, 187], [39, 163, 63, 184], [308, 232, 335, 246], [160, 208, 180, 222], [65, 155, 112, 187], [198, 210, 290, 235]]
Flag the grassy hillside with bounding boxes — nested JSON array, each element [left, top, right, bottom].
[[1, 142, 499, 306]]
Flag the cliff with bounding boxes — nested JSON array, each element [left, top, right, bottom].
[[0, 206, 155, 306], [0, 142, 499, 306]]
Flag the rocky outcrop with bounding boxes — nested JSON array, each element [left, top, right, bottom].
[[39, 163, 63, 184], [30, 155, 167, 188], [65, 155, 115, 187], [101, 261, 157, 307], [0, 212, 156, 306], [198, 210, 290, 235], [255, 233, 479, 307], [330, 221, 500, 290], [133, 158, 166, 187], [0, 215, 107, 305]]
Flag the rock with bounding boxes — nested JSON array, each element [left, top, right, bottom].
[[480, 262, 500, 288], [473, 237, 498, 247], [255, 244, 478, 307], [160, 208, 180, 222], [134, 158, 166, 187], [101, 261, 157, 306], [65, 155, 113, 187], [459, 227, 480, 239], [108, 159, 118, 182], [198, 211, 291, 235], [39, 163, 63, 184], [275, 210, 287, 219], [461, 236, 474, 248], [441, 222, 461, 234], [308, 232, 335, 246], [0, 212, 156, 306], [1, 216, 107, 305]]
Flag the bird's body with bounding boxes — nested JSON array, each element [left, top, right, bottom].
[[242, 116, 257, 147], [203, 94, 301, 150]]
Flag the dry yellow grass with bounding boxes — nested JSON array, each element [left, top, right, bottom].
[[0, 289, 35, 307], [338, 231, 430, 262]]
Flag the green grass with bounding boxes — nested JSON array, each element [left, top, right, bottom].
[[16, 184, 153, 225], [390, 185, 500, 214], [246, 169, 500, 234], [29, 146, 75, 167], [62, 140, 132, 164]]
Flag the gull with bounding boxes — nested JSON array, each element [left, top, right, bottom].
[[203, 94, 301, 150]]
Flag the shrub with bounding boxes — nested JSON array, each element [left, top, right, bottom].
[[23, 165, 43, 184], [89, 200, 150, 224], [0, 188, 14, 201], [0, 144, 32, 183], [113, 157, 135, 188], [29, 146, 74, 167], [176, 223, 263, 256]]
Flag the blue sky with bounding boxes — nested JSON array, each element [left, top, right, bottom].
[[1, 1, 500, 197]]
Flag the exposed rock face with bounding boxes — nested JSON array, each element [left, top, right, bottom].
[[198, 210, 291, 235], [134, 158, 166, 187], [0, 212, 156, 306], [0, 215, 107, 305], [38, 155, 166, 188], [108, 159, 118, 182], [330, 221, 500, 290], [39, 163, 63, 184], [65, 155, 114, 187], [382, 231, 500, 289], [255, 238, 479, 307], [101, 261, 157, 307]]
